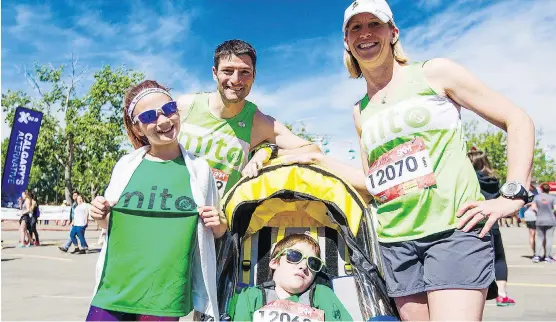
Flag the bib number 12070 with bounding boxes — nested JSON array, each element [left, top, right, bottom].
[[367, 155, 423, 189], [366, 137, 436, 203]]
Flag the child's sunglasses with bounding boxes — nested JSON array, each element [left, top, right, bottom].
[[132, 101, 178, 124], [275, 248, 324, 273]]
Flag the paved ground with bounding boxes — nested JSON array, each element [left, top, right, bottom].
[[1, 225, 555, 321]]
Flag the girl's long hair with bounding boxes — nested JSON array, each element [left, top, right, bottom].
[[467, 149, 496, 178]]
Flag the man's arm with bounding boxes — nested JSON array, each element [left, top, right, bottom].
[[250, 110, 321, 156]]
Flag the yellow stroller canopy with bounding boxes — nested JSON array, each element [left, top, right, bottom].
[[216, 161, 398, 321], [222, 162, 368, 238]]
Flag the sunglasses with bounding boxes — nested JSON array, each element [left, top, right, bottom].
[[274, 248, 324, 273], [132, 101, 178, 124]]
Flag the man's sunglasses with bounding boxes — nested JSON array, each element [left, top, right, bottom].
[[132, 101, 178, 124], [274, 248, 324, 273]]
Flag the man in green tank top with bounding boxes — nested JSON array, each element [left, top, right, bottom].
[[177, 40, 321, 198]]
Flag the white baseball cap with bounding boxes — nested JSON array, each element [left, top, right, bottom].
[[342, 0, 394, 33]]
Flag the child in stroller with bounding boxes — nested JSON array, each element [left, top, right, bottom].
[[229, 233, 352, 321]]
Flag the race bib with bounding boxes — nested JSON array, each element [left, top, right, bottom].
[[211, 168, 229, 197], [366, 137, 436, 203], [254, 300, 325, 322]]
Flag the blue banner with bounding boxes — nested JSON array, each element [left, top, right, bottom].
[[1, 106, 43, 208]]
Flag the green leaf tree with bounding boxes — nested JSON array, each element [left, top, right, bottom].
[[464, 120, 556, 184], [2, 57, 143, 203], [285, 122, 316, 142]]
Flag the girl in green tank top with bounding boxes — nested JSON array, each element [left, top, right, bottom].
[[87, 81, 227, 321]]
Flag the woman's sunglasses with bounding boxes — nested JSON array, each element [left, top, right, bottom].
[[274, 248, 324, 273], [132, 101, 178, 124]]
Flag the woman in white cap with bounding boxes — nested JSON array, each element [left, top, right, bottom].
[[284, 0, 535, 320]]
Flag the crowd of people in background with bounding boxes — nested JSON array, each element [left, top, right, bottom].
[[497, 179, 555, 264], [469, 149, 555, 309], [11, 189, 98, 253]]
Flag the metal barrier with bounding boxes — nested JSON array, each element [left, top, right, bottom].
[[1, 206, 72, 221]]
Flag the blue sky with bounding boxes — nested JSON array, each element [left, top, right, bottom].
[[2, 0, 556, 166]]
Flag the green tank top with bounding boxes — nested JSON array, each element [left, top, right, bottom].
[[92, 156, 198, 316], [359, 62, 484, 243], [178, 93, 256, 197]]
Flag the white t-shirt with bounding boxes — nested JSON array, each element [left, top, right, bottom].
[[73, 203, 90, 227]]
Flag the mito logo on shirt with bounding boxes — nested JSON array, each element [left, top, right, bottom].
[[179, 123, 249, 170], [120, 186, 197, 212], [361, 96, 459, 152]]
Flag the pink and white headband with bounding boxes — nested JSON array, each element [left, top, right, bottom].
[[127, 88, 172, 118]]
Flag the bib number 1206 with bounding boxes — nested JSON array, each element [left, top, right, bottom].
[[257, 310, 311, 322], [253, 300, 324, 322]]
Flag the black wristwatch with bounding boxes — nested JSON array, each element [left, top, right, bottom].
[[500, 181, 534, 204], [252, 142, 278, 160], [267, 143, 279, 159]]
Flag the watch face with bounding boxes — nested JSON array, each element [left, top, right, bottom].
[[505, 182, 519, 195]]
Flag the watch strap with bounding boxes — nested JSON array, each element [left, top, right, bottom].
[[268, 144, 278, 159], [251, 142, 278, 161]]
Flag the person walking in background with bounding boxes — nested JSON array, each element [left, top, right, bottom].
[[58, 195, 90, 254], [468, 149, 515, 306], [17, 191, 33, 247], [27, 191, 40, 246], [530, 183, 556, 263], [529, 182, 539, 196], [68, 191, 79, 226], [523, 183, 545, 256], [60, 192, 80, 247], [513, 182, 538, 228]]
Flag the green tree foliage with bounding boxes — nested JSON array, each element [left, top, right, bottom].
[[2, 59, 143, 204], [285, 122, 316, 142], [464, 120, 556, 184]]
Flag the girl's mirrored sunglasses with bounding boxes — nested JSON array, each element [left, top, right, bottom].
[[132, 101, 178, 124], [275, 248, 324, 272]]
